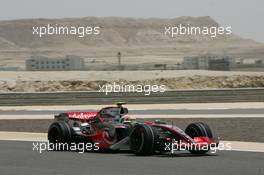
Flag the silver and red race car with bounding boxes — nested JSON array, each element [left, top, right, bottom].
[[48, 102, 219, 156]]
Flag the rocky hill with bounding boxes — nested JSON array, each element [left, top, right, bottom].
[[0, 16, 263, 68]]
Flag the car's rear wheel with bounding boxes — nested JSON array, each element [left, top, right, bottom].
[[185, 122, 213, 154], [129, 124, 156, 156], [48, 121, 72, 151]]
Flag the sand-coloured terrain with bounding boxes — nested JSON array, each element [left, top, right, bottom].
[[0, 16, 264, 69], [0, 70, 264, 92]]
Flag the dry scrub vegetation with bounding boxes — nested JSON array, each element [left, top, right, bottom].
[[1, 75, 264, 92]]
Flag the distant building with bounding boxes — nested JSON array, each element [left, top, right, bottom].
[[26, 55, 84, 71], [208, 58, 230, 71], [183, 55, 232, 70], [230, 58, 264, 71], [0, 67, 21, 71]]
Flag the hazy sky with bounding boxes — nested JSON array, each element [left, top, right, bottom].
[[1, 0, 263, 42]]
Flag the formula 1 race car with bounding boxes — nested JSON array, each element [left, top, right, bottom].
[[48, 102, 219, 156]]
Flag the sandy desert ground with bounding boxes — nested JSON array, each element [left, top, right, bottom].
[[1, 70, 264, 81]]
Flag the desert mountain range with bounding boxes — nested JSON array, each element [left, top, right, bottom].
[[0, 16, 263, 69]]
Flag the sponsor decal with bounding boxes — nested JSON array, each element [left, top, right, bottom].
[[68, 112, 97, 120]]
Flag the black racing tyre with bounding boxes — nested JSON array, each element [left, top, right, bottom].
[[48, 121, 72, 151], [185, 122, 213, 154], [185, 122, 213, 138], [129, 124, 156, 156]]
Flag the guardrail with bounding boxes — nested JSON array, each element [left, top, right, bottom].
[[0, 88, 263, 106]]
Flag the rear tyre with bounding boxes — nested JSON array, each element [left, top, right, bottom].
[[185, 122, 213, 154], [48, 121, 72, 151], [129, 124, 156, 156]]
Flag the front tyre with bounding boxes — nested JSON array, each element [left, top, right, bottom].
[[48, 121, 72, 151], [185, 122, 213, 154], [129, 124, 156, 156]]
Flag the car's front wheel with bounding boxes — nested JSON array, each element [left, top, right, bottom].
[[48, 121, 72, 151], [129, 124, 156, 156], [185, 122, 213, 154]]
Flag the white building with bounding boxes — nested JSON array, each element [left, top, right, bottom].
[[26, 55, 84, 71], [183, 55, 232, 70]]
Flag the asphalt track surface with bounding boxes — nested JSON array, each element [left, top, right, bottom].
[[0, 141, 263, 175], [2, 108, 264, 115]]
